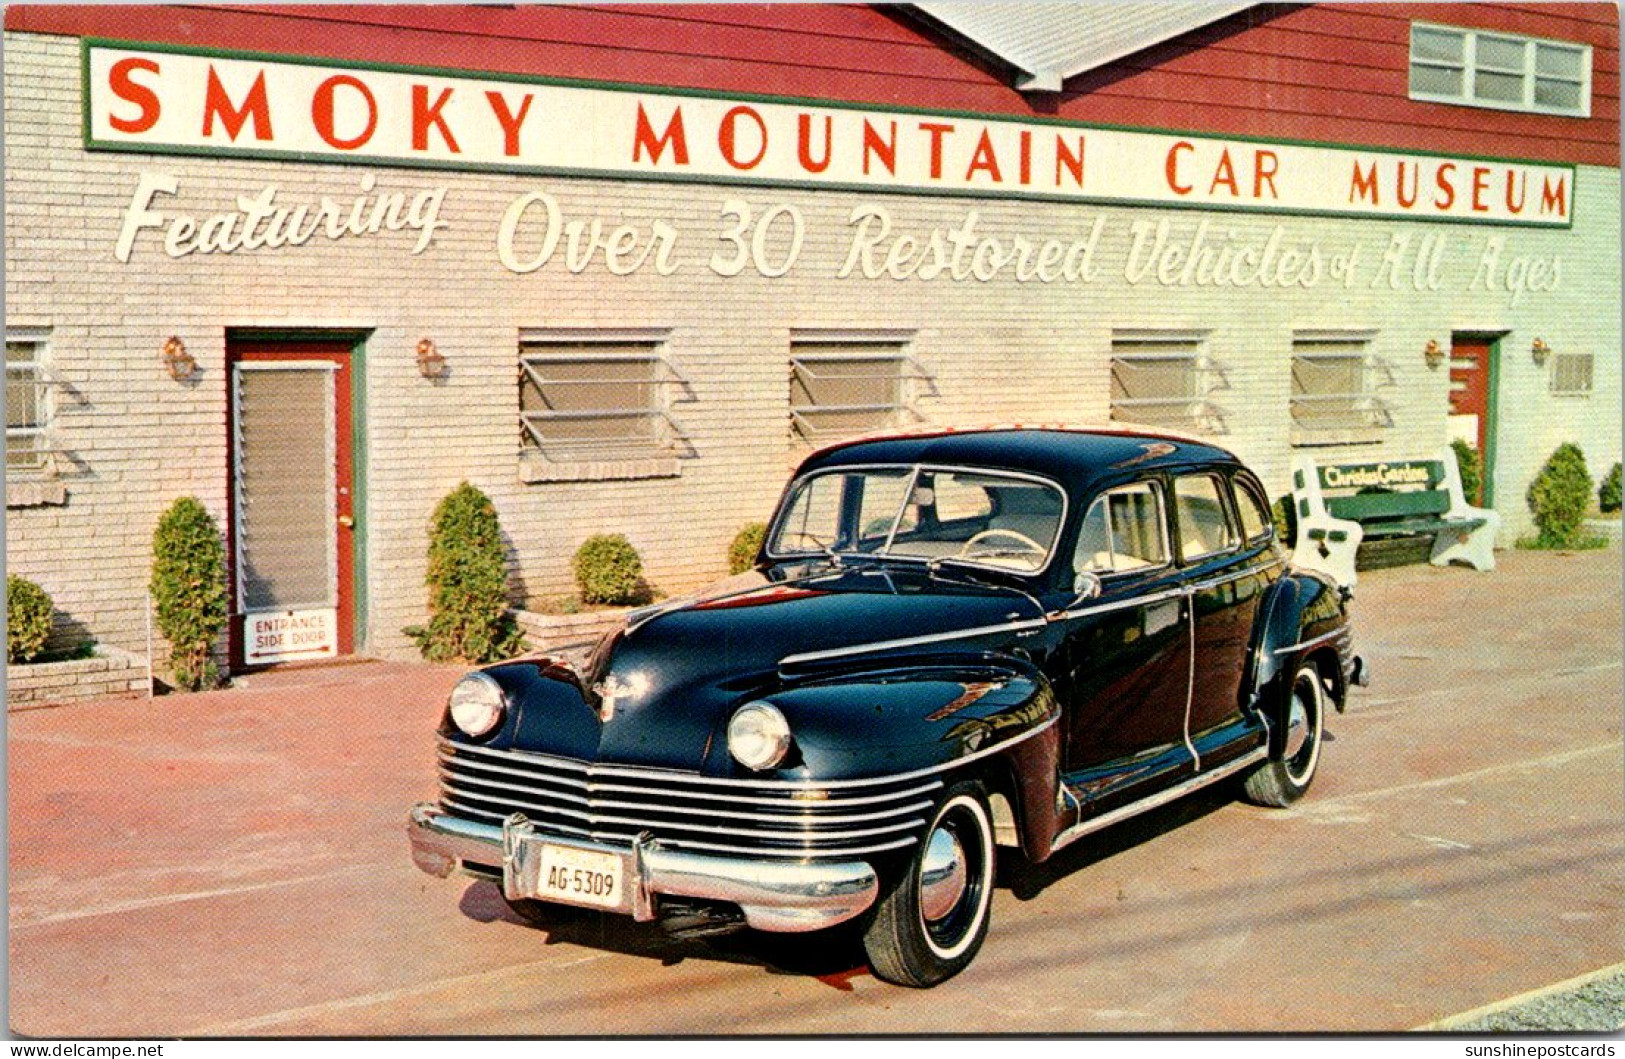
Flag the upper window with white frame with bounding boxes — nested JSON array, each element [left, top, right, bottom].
[[519, 331, 687, 460], [6, 330, 53, 476], [789, 331, 927, 447], [1109, 331, 1230, 435], [1290, 331, 1395, 447], [1409, 23, 1592, 117]]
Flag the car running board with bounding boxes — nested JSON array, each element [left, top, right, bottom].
[[1049, 746, 1269, 855]]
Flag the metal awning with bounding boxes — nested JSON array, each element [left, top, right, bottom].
[[909, 2, 1259, 92]]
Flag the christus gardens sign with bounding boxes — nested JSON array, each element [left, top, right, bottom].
[[84, 41, 1576, 228], [1318, 461, 1437, 490]]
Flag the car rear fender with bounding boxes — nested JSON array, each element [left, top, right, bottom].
[[1251, 571, 1352, 757]]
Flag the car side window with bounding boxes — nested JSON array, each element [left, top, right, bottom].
[[1233, 476, 1273, 543], [1074, 481, 1169, 575], [1173, 474, 1239, 561]]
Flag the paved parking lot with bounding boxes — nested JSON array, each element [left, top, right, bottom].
[[8, 548, 1623, 1035]]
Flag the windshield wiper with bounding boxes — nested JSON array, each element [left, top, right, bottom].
[[793, 533, 844, 568], [924, 555, 1045, 615], [926, 554, 1005, 580], [940, 547, 1043, 566]]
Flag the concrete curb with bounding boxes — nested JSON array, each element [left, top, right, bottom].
[[1415, 961, 1625, 1031]]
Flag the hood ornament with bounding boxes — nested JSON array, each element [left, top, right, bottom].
[[591, 671, 649, 723]]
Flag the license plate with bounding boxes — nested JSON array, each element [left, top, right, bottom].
[[534, 844, 624, 910]]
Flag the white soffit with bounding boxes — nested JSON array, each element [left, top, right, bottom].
[[911, 2, 1260, 92]]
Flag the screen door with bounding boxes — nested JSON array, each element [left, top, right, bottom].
[[231, 353, 352, 665]]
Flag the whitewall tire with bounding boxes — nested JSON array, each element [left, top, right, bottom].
[[863, 780, 996, 987]]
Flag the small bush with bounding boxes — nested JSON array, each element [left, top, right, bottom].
[[1451, 438, 1483, 506], [7, 576, 54, 663], [1526, 443, 1593, 548], [728, 523, 767, 575], [573, 535, 645, 605], [1271, 495, 1297, 549], [1600, 462, 1622, 514], [405, 482, 524, 663], [151, 497, 228, 690]]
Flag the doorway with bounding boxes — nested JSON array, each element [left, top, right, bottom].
[[227, 337, 359, 669], [1448, 334, 1501, 506]]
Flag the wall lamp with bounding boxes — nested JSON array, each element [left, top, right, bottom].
[[161, 335, 196, 380], [416, 337, 448, 379], [1531, 337, 1552, 367], [1423, 338, 1445, 370]]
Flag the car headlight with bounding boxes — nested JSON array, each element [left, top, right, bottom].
[[727, 701, 792, 771], [448, 672, 507, 738]]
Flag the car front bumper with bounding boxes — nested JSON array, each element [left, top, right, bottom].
[[407, 802, 880, 933]]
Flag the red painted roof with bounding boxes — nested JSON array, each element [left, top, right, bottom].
[[7, 3, 1616, 166]]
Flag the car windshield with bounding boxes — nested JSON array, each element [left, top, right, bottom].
[[769, 466, 1066, 573]]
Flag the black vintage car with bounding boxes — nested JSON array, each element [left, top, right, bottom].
[[409, 427, 1367, 987]]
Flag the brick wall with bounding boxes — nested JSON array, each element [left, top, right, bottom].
[[5, 30, 1620, 666]]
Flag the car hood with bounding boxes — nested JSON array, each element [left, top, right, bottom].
[[491, 562, 1046, 772]]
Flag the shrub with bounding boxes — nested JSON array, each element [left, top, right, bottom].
[[405, 482, 524, 663], [1600, 463, 1622, 514], [1451, 438, 1484, 506], [728, 523, 767, 575], [1271, 495, 1297, 549], [1526, 443, 1593, 548], [573, 534, 645, 605], [150, 497, 228, 690], [7, 576, 54, 664]]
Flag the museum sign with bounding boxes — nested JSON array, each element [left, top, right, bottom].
[[84, 41, 1575, 227]]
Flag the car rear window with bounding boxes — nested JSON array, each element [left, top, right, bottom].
[[1233, 477, 1273, 542], [1174, 474, 1239, 561]]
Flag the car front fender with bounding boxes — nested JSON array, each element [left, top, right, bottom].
[[443, 657, 601, 759], [722, 661, 1058, 856], [742, 661, 1058, 779]]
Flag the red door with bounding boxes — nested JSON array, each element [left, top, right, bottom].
[[1448, 337, 1492, 503], [227, 339, 356, 668]]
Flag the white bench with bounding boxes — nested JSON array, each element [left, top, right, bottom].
[[1290, 451, 1500, 588]]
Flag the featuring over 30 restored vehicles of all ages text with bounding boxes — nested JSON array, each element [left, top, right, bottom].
[[409, 427, 1367, 986]]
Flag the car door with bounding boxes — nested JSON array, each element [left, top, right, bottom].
[[1173, 470, 1272, 768], [1053, 478, 1194, 813]]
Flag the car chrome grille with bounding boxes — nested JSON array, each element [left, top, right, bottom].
[[437, 738, 940, 859]]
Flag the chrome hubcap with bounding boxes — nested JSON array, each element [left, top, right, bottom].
[[919, 824, 969, 922], [1284, 694, 1310, 762]]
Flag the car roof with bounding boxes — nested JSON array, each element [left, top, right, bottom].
[[797, 426, 1245, 495]]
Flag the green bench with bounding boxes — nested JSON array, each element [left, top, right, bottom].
[[1290, 452, 1500, 588]]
